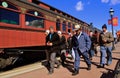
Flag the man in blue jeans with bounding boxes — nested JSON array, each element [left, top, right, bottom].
[[72, 25, 91, 76], [99, 24, 114, 68]]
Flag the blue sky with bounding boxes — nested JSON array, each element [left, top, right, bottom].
[[40, 0, 120, 32]]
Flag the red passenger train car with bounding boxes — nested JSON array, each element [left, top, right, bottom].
[[0, 0, 95, 68], [0, 0, 91, 49]]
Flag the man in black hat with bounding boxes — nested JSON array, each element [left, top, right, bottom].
[[99, 24, 114, 68]]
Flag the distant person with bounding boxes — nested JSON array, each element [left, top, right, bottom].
[[67, 33, 73, 54], [117, 32, 120, 42], [57, 31, 67, 66], [67, 29, 79, 59], [99, 24, 114, 68], [67, 32, 76, 60], [89, 31, 95, 60], [72, 25, 91, 76], [114, 32, 117, 44], [94, 30, 100, 56], [46, 26, 60, 74]]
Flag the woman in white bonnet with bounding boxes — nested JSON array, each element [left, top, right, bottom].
[[57, 31, 67, 66], [67, 32, 75, 60]]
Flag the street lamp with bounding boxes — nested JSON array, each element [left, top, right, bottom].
[[109, 8, 115, 50]]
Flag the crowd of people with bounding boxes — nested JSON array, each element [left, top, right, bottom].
[[45, 24, 114, 75]]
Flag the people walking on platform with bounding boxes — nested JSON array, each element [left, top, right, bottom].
[[99, 24, 114, 68], [46, 26, 60, 74], [57, 31, 67, 66], [72, 25, 91, 76]]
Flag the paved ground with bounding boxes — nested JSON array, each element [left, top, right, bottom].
[[11, 42, 120, 78]]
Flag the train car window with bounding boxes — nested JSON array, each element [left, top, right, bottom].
[[25, 10, 44, 28], [62, 21, 66, 32], [72, 24, 75, 29], [56, 19, 60, 31], [85, 28, 87, 32], [68, 22, 71, 33], [0, 1, 18, 10], [0, 1, 19, 25], [68, 22, 71, 28], [82, 26, 84, 32]]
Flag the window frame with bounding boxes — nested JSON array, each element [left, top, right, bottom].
[[62, 21, 66, 33], [25, 10, 45, 30], [0, 1, 21, 28], [56, 19, 61, 31], [73, 24, 75, 29], [68, 22, 71, 29], [68, 22, 71, 33]]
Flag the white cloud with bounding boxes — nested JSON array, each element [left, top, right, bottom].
[[101, 0, 120, 5], [101, 0, 109, 3], [111, 0, 120, 5], [75, 1, 84, 11]]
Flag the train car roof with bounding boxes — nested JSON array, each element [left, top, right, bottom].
[[33, 0, 85, 23], [19, 0, 89, 26]]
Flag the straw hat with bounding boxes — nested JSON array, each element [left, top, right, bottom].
[[74, 24, 81, 31]]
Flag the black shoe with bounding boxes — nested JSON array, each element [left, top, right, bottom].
[[87, 66, 91, 70], [72, 70, 79, 76], [62, 62, 66, 67], [98, 64, 105, 68], [56, 64, 60, 69], [106, 63, 111, 66], [90, 58, 92, 60], [107, 64, 111, 66], [87, 64, 91, 70], [89, 57, 92, 60]]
